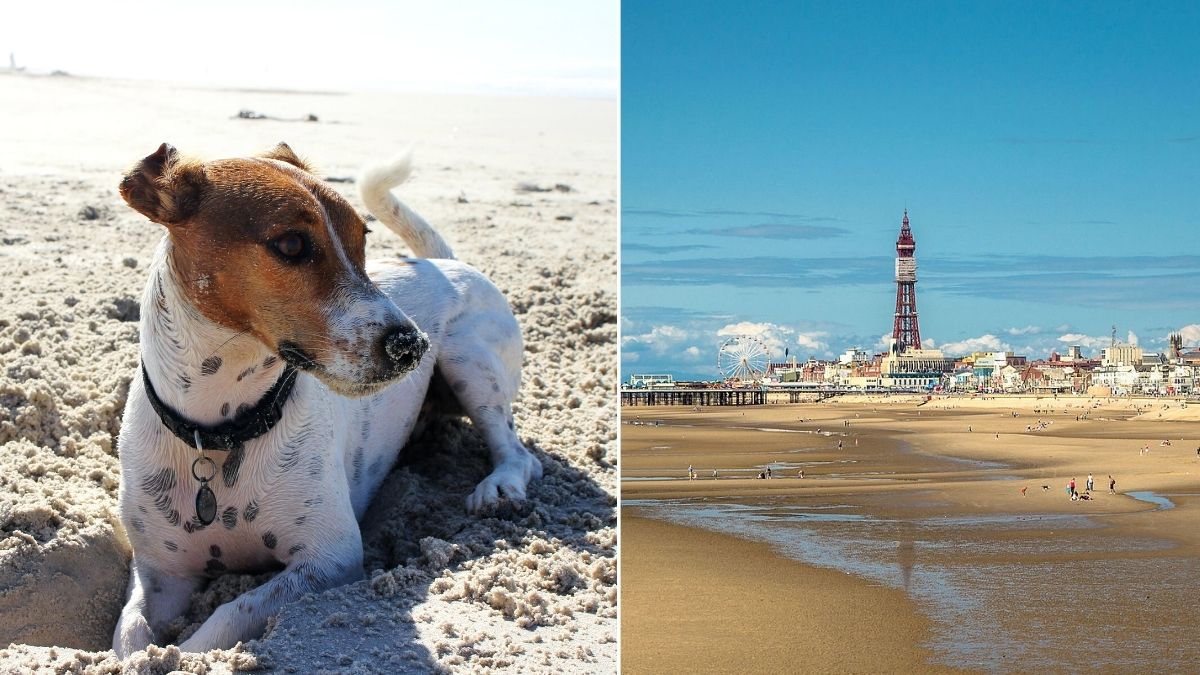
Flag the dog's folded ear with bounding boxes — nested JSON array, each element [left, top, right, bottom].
[[260, 142, 313, 173], [119, 143, 207, 226]]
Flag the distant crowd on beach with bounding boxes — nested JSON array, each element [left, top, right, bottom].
[[1022, 472, 1117, 500], [686, 464, 804, 480], [1022, 418, 1053, 432], [1063, 473, 1108, 501]]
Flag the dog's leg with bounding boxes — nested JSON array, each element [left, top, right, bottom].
[[462, 399, 543, 512], [439, 336, 543, 512], [178, 547, 364, 653], [113, 558, 200, 658]]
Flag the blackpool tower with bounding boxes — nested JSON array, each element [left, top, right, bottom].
[[892, 210, 922, 353]]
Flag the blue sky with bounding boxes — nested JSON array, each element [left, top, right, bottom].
[[622, 1, 1200, 380], [0, 1, 617, 97]]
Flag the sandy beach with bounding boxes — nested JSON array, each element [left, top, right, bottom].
[[622, 394, 1200, 672], [0, 72, 617, 673], [622, 514, 955, 674]]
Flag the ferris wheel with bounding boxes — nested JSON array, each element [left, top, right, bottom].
[[717, 335, 770, 383]]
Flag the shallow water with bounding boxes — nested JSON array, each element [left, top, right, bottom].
[[733, 425, 818, 434], [637, 497, 1198, 672], [1126, 490, 1175, 510], [622, 457, 861, 480]]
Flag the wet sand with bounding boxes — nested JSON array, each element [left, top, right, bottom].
[[622, 395, 1200, 671], [622, 514, 959, 675]]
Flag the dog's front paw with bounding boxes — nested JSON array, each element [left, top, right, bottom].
[[179, 603, 243, 654], [113, 612, 154, 660], [467, 453, 541, 513]]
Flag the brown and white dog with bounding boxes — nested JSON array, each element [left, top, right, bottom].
[[111, 143, 541, 657]]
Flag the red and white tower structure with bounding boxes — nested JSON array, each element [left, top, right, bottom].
[[892, 210, 922, 353]]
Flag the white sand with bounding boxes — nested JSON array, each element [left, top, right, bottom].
[[0, 73, 616, 673]]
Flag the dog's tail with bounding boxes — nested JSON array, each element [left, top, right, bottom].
[[359, 151, 454, 259]]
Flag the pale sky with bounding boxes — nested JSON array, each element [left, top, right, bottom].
[[1, 1, 618, 97]]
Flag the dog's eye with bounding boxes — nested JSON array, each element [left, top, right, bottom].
[[272, 232, 310, 260]]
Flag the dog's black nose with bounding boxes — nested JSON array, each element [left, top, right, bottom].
[[382, 326, 428, 374]]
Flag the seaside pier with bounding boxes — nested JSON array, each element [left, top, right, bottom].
[[619, 386, 880, 406], [620, 388, 767, 406]]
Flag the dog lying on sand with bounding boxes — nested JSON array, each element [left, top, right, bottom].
[[112, 143, 541, 657]]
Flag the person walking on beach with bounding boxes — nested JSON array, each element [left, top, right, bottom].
[[1069, 478, 1077, 497], [1086, 473, 1094, 492], [1109, 475, 1116, 494], [766, 466, 773, 479], [688, 464, 695, 480]]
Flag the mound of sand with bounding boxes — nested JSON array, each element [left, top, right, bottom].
[[0, 74, 616, 673]]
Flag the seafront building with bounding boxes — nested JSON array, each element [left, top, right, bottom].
[[1102, 342, 1143, 367], [879, 344, 954, 389], [753, 343, 1196, 395], [626, 373, 675, 389], [625, 340, 1198, 397]]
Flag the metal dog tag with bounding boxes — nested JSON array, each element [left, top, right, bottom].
[[195, 483, 217, 525], [191, 439, 218, 527]]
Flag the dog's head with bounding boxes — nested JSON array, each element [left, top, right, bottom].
[[119, 142, 428, 397]]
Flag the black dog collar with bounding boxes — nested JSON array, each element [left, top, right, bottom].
[[141, 360, 299, 451]]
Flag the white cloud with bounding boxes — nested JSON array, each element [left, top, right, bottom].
[[1058, 333, 1111, 350], [716, 321, 776, 338], [685, 346, 702, 359], [716, 321, 828, 358], [622, 325, 692, 354], [718, 322, 789, 359], [1005, 325, 1042, 336], [622, 351, 640, 363], [937, 334, 1010, 355], [795, 331, 829, 352], [1176, 324, 1200, 345], [1127, 330, 1139, 346]]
